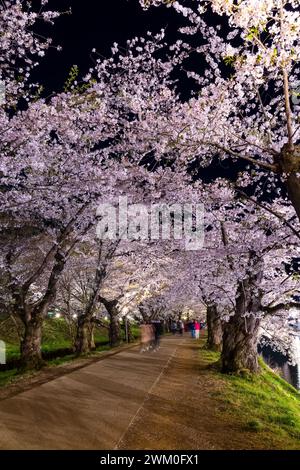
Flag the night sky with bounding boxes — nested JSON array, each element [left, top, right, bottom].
[[32, 1, 249, 183], [33, 0, 180, 95], [35, 1, 238, 173]]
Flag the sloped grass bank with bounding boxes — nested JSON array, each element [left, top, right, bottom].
[[200, 342, 300, 449], [1, 317, 109, 366], [0, 317, 140, 388]]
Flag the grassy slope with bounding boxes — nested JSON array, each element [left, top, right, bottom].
[[0, 318, 140, 388], [201, 345, 300, 449], [1, 317, 140, 361], [2, 318, 109, 361]]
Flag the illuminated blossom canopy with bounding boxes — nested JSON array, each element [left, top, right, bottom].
[[1, 0, 300, 373]]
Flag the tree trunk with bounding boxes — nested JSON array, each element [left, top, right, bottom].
[[221, 253, 263, 374], [109, 310, 121, 347], [88, 323, 96, 350], [279, 145, 300, 221], [206, 304, 223, 352], [286, 173, 300, 222], [20, 320, 44, 370], [75, 248, 107, 355], [75, 316, 91, 355], [18, 247, 67, 369], [221, 313, 261, 374], [100, 296, 121, 347], [127, 320, 134, 343], [123, 319, 134, 343]]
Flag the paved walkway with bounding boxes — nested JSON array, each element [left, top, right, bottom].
[[0, 335, 283, 450], [0, 336, 186, 450]]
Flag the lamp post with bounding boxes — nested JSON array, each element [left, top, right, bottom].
[[125, 317, 129, 343]]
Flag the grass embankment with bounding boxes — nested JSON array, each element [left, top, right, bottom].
[[200, 342, 300, 449], [0, 317, 140, 388]]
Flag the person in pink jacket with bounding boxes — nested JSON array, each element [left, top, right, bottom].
[[194, 320, 201, 339]]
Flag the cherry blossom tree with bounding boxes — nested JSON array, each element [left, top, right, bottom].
[[192, 181, 300, 372], [0, 0, 62, 105], [3, 0, 300, 377], [0, 92, 127, 368], [135, 0, 300, 371], [144, 177, 299, 371], [138, 1, 300, 225], [0, 15, 192, 368]]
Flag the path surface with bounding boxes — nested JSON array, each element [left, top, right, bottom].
[[0, 336, 182, 449], [0, 335, 268, 450]]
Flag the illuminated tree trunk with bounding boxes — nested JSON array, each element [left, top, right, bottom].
[[221, 253, 263, 374], [75, 316, 91, 354], [221, 311, 261, 374], [286, 174, 300, 222], [20, 318, 44, 370], [127, 320, 135, 343], [75, 252, 106, 355], [100, 296, 121, 347], [109, 313, 121, 347], [206, 304, 223, 352], [19, 249, 66, 370], [88, 323, 96, 350], [279, 145, 300, 221], [122, 319, 135, 343]]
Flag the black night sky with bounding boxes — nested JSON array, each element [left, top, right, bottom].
[[33, 0, 180, 95], [31, 1, 252, 185]]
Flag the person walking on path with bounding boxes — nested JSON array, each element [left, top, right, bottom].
[[140, 323, 154, 352], [189, 320, 195, 338], [151, 320, 162, 350], [171, 320, 177, 335], [194, 320, 200, 340]]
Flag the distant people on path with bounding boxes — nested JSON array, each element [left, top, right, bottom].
[[194, 320, 201, 339], [171, 320, 177, 335], [188, 320, 195, 338], [140, 321, 163, 352], [151, 320, 163, 350], [186, 319, 202, 339]]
